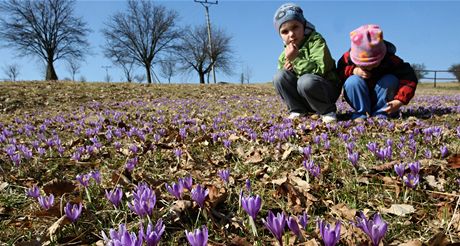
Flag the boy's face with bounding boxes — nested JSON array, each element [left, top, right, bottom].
[[279, 20, 305, 47]]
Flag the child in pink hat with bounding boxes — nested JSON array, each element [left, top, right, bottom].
[[337, 24, 418, 121]]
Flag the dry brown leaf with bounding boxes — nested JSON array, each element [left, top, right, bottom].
[[207, 184, 227, 208], [448, 154, 460, 169], [281, 145, 295, 160], [427, 231, 450, 246], [371, 160, 399, 172], [330, 203, 357, 221], [425, 175, 446, 191], [228, 235, 252, 246], [47, 215, 66, 241], [379, 204, 415, 216], [244, 149, 263, 164], [398, 240, 423, 246]]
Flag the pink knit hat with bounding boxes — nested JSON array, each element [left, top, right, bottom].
[[349, 24, 387, 67]]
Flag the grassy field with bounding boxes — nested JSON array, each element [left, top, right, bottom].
[[0, 81, 459, 245]]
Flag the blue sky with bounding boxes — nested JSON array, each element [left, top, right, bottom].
[[1, 0, 459, 83]]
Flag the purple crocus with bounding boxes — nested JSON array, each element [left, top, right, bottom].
[[440, 145, 449, 158], [317, 219, 341, 246], [141, 219, 165, 246], [38, 194, 54, 210], [408, 161, 420, 174], [91, 170, 101, 184], [76, 173, 91, 187], [180, 176, 193, 191], [191, 184, 209, 208], [105, 187, 123, 207], [245, 179, 252, 193], [287, 216, 302, 238], [348, 152, 359, 167], [262, 211, 286, 245], [128, 183, 156, 217], [218, 169, 230, 183], [403, 173, 420, 189], [394, 163, 405, 178], [298, 212, 309, 229], [26, 185, 40, 198], [185, 225, 208, 246], [241, 194, 262, 220], [126, 157, 139, 172], [64, 202, 83, 222], [354, 211, 388, 246], [165, 182, 184, 200]]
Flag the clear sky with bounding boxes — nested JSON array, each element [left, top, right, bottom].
[[1, 0, 459, 83]]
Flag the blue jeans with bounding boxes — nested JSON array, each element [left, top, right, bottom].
[[343, 74, 399, 119]]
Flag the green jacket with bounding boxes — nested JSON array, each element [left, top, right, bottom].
[[278, 31, 340, 85]]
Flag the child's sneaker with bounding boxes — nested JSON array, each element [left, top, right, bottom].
[[288, 112, 302, 119], [321, 112, 337, 123]]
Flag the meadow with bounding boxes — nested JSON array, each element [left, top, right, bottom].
[[0, 81, 459, 245]]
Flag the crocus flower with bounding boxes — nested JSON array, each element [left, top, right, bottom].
[[128, 183, 156, 217], [298, 212, 309, 229], [185, 225, 208, 246], [38, 194, 54, 210], [303, 145, 312, 159], [241, 194, 262, 220], [408, 161, 420, 174], [165, 182, 184, 200], [191, 184, 209, 208], [245, 179, 252, 193], [105, 187, 123, 207], [26, 185, 40, 198], [424, 149, 432, 159], [354, 211, 388, 246], [394, 163, 405, 178], [287, 216, 302, 238], [348, 152, 359, 167], [91, 170, 101, 184], [141, 219, 165, 246], [403, 173, 420, 189], [180, 176, 193, 191], [218, 169, 230, 183], [126, 157, 139, 172], [262, 211, 286, 245], [64, 202, 83, 222], [317, 219, 341, 246], [440, 145, 449, 158], [76, 173, 91, 187]]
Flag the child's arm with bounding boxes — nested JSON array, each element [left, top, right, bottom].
[[293, 33, 335, 77], [389, 55, 418, 105], [337, 51, 356, 82]]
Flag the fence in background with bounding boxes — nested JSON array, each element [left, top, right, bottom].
[[416, 70, 458, 88]]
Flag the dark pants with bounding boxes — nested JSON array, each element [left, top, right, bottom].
[[273, 69, 341, 115]]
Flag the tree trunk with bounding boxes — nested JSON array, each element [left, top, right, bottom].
[[199, 72, 205, 84], [145, 64, 152, 84], [46, 61, 58, 80]]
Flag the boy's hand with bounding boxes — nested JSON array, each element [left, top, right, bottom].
[[284, 61, 294, 71], [383, 100, 403, 114], [353, 67, 372, 79], [285, 42, 299, 62]]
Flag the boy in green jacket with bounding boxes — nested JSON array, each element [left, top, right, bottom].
[[273, 3, 341, 123]]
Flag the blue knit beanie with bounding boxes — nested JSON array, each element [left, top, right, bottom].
[[273, 3, 315, 33]]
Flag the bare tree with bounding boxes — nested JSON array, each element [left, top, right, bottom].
[[159, 59, 176, 83], [66, 59, 81, 81], [173, 24, 233, 84], [411, 63, 428, 80], [449, 64, 460, 82], [242, 65, 253, 83], [3, 63, 20, 81], [0, 0, 90, 80], [102, 0, 179, 84]]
